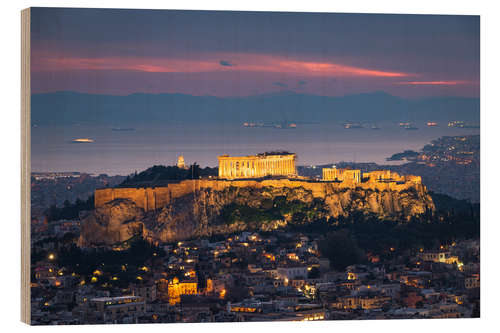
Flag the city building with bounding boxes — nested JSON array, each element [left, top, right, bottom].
[[167, 277, 198, 305], [84, 296, 146, 323]]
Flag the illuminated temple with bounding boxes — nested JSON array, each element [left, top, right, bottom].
[[322, 167, 361, 183], [218, 152, 297, 179]]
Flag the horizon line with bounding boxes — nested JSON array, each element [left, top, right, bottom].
[[31, 89, 480, 100]]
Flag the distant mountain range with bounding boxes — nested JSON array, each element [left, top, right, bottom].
[[31, 90, 479, 126]]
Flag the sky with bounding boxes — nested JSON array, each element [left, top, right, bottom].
[[30, 8, 480, 98]]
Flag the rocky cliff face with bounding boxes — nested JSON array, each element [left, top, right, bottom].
[[79, 184, 434, 246]]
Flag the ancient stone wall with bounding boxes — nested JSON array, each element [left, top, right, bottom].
[[95, 176, 427, 212]]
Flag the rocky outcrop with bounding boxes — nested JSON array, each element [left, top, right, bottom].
[[78, 199, 145, 247], [79, 181, 434, 246]]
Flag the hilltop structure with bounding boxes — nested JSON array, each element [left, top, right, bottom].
[[322, 167, 415, 184], [218, 152, 297, 179], [80, 151, 433, 246], [176, 155, 187, 169], [322, 167, 362, 183]]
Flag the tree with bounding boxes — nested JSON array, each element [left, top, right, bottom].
[[319, 229, 364, 270]]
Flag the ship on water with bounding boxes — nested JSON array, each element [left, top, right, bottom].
[[342, 122, 363, 129], [243, 121, 297, 129], [404, 124, 419, 130], [71, 138, 95, 143], [111, 127, 135, 131], [399, 121, 418, 130]]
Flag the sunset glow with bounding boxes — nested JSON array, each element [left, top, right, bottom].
[[32, 52, 410, 79], [30, 9, 479, 97], [396, 81, 474, 86]]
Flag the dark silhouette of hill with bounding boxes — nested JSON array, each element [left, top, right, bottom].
[[31, 90, 479, 126]]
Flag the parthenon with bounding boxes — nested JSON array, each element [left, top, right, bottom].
[[218, 152, 297, 179]]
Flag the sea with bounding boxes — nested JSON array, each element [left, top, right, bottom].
[[31, 122, 480, 176]]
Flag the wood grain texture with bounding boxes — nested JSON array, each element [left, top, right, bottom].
[[21, 7, 31, 325]]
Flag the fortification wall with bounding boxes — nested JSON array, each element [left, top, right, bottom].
[[95, 176, 426, 211]]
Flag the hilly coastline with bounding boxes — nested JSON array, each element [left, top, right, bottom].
[[32, 91, 480, 126]]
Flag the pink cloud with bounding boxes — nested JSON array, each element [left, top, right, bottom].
[[396, 80, 474, 85], [31, 51, 411, 78]]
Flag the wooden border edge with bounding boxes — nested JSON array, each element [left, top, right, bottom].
[[21, 7, 31, 325]]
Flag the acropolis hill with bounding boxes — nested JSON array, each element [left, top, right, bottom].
[[80, 153, 435, 246]]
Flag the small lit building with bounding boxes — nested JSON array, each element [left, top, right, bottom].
[[167, 277, 198, 305], [277, 265, 308, 281], [419, 251, 461, 265]]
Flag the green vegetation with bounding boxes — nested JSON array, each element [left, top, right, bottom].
[[303, 193, 478, 269], [121, 164, 218, 185], [220, 195, 328, 227], [317, 213, 479, 270], [45, 196, 94, 222], [221, 203, 281, 226], [319, 229, 364, 270], [52, 236, 165, 288]]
